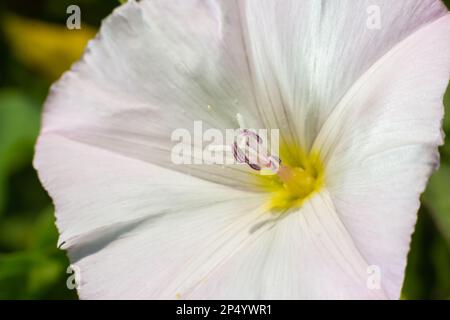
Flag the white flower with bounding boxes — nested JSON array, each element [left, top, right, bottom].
[[34, 0, 450, 299]]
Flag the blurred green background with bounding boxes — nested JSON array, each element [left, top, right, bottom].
[[0, 0, 449, 300]]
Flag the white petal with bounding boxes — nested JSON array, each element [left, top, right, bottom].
[[312, 15, 450, 299], [71, 197, 268, 299], [34, 134, 265, 248], [184, 191, 386, 299], [40, 0, 447, 181], [57, 187, 386, 299], [34, 0, 450, 300], [41, 0, 263, 188], [36, 135, 388, 299], [241, 0, 447, 148]]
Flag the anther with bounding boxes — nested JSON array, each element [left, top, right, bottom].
[[233, 129, 280, 174]]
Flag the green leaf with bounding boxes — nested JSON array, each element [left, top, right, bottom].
[[0, 252, 40, 299], [444, 84, 450, 132], [441, 84, 450, 160], [0, 215, 35, 251], [27, 257, 65, 298], [402, 208, 450, 299], [0, 206, 76, 299], [0, 252, 40, 280], [30, 207, 59, 251], [0, 251, 66, 299], [0, 89, 40, 215], [422, 164, 450, 247], [0, 207, 60, 251]]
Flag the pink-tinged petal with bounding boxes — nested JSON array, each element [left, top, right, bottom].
[[39, 0, 447, 183], [241, 0, 447, 148], [313, 15, 450, 299]]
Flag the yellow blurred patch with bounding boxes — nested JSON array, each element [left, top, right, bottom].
[[254, 144, 325, 213], [4, 14, 96, 80]]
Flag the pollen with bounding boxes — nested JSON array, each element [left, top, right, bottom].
[[269, 151, 323, 211], [254, 146, 324, 212]]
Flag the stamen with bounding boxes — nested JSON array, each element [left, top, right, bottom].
[[236, 113, 246, 129], [232, 128, 322, 206], [232, 113, 323, 211], [233, 129, 280, 174]]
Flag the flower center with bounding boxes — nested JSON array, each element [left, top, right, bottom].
[[233, 130, 324, 212], [265, 153, 323, 212]]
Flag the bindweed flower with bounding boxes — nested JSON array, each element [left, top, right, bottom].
[[34, 0, 450, 299]]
